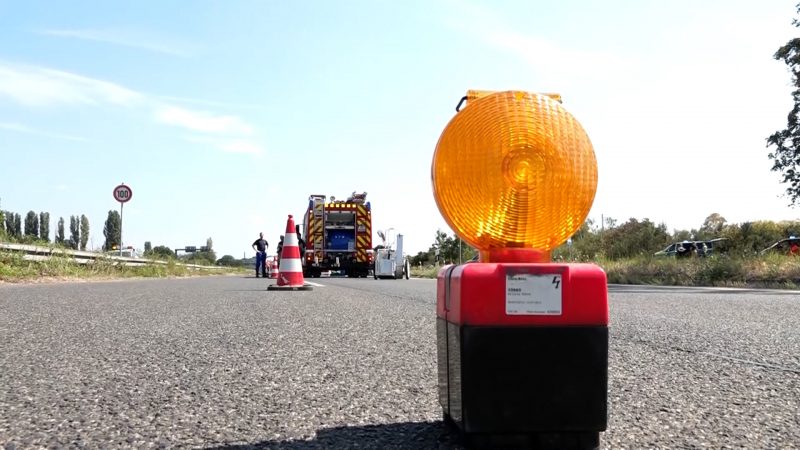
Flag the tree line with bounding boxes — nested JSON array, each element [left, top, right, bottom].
[[410, 213, 800, 265], [1, 199, 157, 254], [558, 214, 799, 260], [409, 229, 477, 266], [1, 200, 90, 250], [1, 198, 228, 266], [141, 237, 219, 266]]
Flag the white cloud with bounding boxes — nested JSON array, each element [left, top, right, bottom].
[[0, 61, 263, 154], [155, 106, 254, 135], [38, 28, 198, 57], [0, 61, 142, 107], [0, 122, 89, 142], [155, 95, 265, 110]]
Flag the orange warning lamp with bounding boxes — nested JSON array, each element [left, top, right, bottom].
[[435, 90, 608, 445], [432, 90, 597, 262]]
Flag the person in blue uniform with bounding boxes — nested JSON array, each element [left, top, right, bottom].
[[252, 233, 269, 277]]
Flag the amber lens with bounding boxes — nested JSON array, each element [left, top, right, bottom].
[[432, 91, 597, 252]]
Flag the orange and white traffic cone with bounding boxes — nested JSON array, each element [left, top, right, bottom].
[[268, 215, 312, 291], [268, 256, 279, 279]]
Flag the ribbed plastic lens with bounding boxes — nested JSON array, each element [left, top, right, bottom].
[[432, 91, 597, 252]]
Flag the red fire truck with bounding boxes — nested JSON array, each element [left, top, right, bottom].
[[302, 192, 373, 278]]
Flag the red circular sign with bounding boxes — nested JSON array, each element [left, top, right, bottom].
[[113, 184, 133, 203]]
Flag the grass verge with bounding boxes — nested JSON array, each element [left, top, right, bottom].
[[601, 254, 800, 289], [411, 256, 800, 289], [411, 265, 442, 279], [0, 251, 246, 283]]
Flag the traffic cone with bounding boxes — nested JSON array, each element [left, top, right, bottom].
[[268, 215, 312, 291], [268, 256, 279, 279]]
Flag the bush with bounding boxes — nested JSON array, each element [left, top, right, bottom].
[[411, 264, 447, 279], [216, 255, 242, 267], [150, 246, 174, 260], [600, 254, 800, 288]]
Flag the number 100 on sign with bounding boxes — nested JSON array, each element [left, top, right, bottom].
[[113, 185, 132, 203]]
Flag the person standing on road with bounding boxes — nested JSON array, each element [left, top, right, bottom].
[[276, 235, 284, 266], [252, 232, 269, 278], [296, 225, 306, 266]]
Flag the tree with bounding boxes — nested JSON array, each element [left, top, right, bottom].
[[24, 211, 39, 239], [13, 213, 21, 237], [699, 213, 727, 238], [440, 235, 460, 264], [604, 216, 618, 231], [672, 229, 693, 242], [3, 211, 12, 238], [69, 215, 80, 250], [555, 219, 604, 261], [144, 241, 153, 255], [103, 210, 121, 251], [80, 215, 89, 250], [39, 212, 50, 242], [779, 219, 800, 238], [722, 220, 786, 255], [410, 249, 435, 266], [185, 249, 217, 266], [216, 255, 238, 266], [767, 6, 800, 206], [432, 229, 459, 264], [456, 239, 477, 263], [56, 217, 65, 244], [0, 199, 5, 239], [601, 218, 670, 259], [151, 245, 174, 259]]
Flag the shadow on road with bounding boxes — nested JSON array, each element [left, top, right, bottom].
[[224, 290, 273, 292], [204, 421, 463, 449]]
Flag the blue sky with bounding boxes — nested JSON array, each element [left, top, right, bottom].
[[1, 0, 799, 259]]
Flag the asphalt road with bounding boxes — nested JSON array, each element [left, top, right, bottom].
[[0, 276, 798, 449]]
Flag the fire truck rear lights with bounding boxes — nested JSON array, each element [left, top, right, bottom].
[[432, 90, 597, 255]]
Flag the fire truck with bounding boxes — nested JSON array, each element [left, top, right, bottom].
[[302, 192, 373, 278]]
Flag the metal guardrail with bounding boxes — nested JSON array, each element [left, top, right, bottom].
[[0, 242, 224, 270]]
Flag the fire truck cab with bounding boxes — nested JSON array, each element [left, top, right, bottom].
[[303, 192, 373, 278]]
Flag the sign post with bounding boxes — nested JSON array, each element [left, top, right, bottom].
[[112, 184, 133, 256]]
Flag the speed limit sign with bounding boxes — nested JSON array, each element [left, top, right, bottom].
[[113, 184, 133, 203]]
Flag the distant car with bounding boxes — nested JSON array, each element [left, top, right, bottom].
[[760, 236, 800, 255], [654, 240, 695, 258], [106, 247, 139, 258], [654, 238, 727, 258]]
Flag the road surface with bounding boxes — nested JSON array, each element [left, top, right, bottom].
[[0, 276, 798, 448]]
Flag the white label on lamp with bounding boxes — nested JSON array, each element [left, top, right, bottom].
[[506, 273, 562, 315]]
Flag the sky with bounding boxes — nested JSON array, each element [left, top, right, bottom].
[[1, 0, 799, 259]]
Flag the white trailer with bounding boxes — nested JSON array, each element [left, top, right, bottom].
[[373, 233, 410, 280]]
